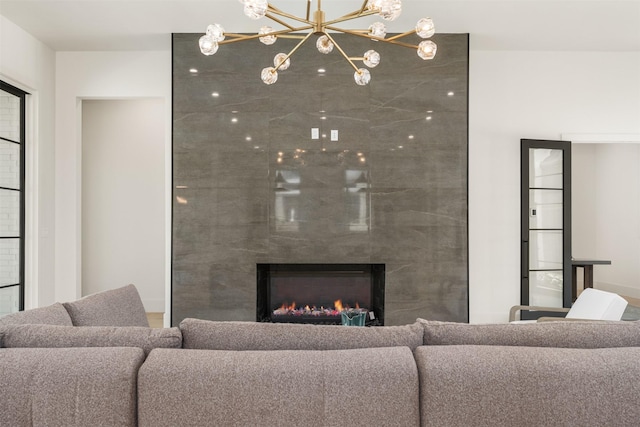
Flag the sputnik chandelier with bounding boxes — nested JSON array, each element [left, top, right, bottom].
[[198, 0, 437, 85]]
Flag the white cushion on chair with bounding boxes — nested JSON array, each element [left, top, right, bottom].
[[566, 288, 628, 321]]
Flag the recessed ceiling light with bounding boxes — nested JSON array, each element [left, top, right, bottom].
[[408, 135, 415, 140], [426, 116, 432, 121], [189, 68, 198, 73], [231, 117, 238, 123], [318, 68, 326, 74], [427, 110, 433, 113], [321, 116, 327, 120], [447, 91, 454, 96], [211, 92, 219, 97], [246, 136, 252, 141], [398, 145, 404, 149]]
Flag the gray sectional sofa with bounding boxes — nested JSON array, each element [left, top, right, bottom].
[[1, 285, 639, 427]]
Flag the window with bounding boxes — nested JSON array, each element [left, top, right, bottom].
[[0, 81, 27, 314]]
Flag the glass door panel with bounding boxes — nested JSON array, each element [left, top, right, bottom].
[[529, 189, 563, 229], [529, 148, 563, 189]]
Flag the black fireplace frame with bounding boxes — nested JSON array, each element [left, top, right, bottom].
[[256, 263, 385, 325]]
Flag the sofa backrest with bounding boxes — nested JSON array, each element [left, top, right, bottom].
[[418, 319, 640, 348], [1, 347, 144, 427], [180, 318, 424, 351], [63, 284, 149, 327], [139, 346, 420, 427], [0, 303, 73, 326], [415, 345, 640, 426], [0, 324, 182, 355]]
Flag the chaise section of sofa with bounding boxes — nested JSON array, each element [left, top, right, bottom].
[[0, 347, 145, 427], [415, 345, 640, 427], [138, 346, 420, 427]]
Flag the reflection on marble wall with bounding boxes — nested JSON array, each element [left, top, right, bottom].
[[172, 33, 469, 326]]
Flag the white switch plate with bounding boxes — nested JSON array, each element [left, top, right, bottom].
[[311, 128, 319, 139], [331, 129, 338, 141]]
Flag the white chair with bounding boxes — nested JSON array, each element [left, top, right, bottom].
[[509, 288, 628, 323]]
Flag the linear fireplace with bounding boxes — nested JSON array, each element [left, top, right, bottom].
[[257, 264, 385, 325]]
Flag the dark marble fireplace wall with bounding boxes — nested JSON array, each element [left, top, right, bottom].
[[172, 33, 469, 326]]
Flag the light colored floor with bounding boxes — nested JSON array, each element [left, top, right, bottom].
[[146, 312, 164, 328], [623, 295, 640, 307]]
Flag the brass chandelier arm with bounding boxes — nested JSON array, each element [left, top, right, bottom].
[[323, 9, 378, 27], [265, 13, 299, 30], [386, 30, 418, 41], [326, 26, 419, 50], [267, 6, 314, 26], [322, 32, 360, 73], [274, 31, 315, 71], [358, 0, 369, 14], [219, 26, 312, 45]]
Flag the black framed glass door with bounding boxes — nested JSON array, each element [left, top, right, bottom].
[[0, 81, 28, 314], [521, 139, 572, 319]]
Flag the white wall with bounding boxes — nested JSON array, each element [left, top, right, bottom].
[[0, 15, 56, 309], [469, 50, 640, 323], [55, 51, 171, 320], [82, 99, 166, 312], [573, 143, 640, 299]]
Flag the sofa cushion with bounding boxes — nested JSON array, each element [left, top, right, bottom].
[[0, 302, 73, 326], [0, 324, 182, 355], [63, 284, 149, 327], [138, 346, 419, 427], [0, 347, 144, 426], [415, 345, 640, 426], [418, 318, 640, 348], [179, 318, 424, 351]]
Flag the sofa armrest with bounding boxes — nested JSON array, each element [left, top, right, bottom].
[[509, 305, 569, 322]]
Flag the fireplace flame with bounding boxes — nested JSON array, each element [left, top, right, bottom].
[[273, 299, 365, 318]]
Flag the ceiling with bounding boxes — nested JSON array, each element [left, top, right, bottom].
[[1, 0, 639, 52]]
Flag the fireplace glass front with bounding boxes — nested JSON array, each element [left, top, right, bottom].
[[257, 264, 385, 325]]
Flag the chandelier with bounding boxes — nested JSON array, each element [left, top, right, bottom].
[[198, 0, 437, 86]]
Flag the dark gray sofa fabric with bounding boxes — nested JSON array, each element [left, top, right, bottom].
[[180, 318, 424, 351], [415, 345, 640, 427], [138, 346, 419, 427], [63, 284, 149, 327], [0, 302, 73, 326], [0, 347, 145, 426], [0, 324, 182, 355], [419, 319, 640, 348]]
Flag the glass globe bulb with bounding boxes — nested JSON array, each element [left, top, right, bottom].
[[368, 22, 387, 39], [274, 53, 290, 71], [363, 50, 380, 68], [366, 0, 383, 10], [199, 35, 219, 56], [259, 26, 277, 45], [354, 68, 371, 86], [206, 24, 225, 42], [416, 18, 435, 38], [316, 35, 334, 54], [379, 0, 402, 21], [261, 67, 278, 85], [417, 40, 437, 60], [244, 0, 268, 19]]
